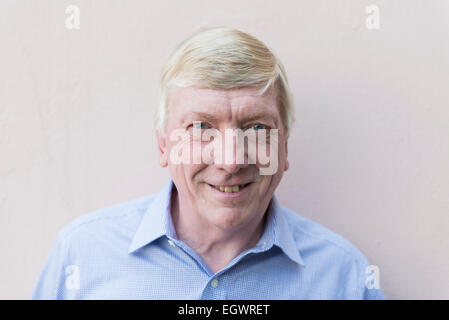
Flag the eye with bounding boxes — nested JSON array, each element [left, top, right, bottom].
[[251, 123, 266, 131], [192, 121, 208, 130]]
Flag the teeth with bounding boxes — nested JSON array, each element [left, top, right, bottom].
[[216, 185, 245, 193]]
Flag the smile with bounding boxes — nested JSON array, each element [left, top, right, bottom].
[[209, 183, 251, 193]]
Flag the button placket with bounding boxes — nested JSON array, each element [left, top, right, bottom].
[[210, 278, 219, 288]]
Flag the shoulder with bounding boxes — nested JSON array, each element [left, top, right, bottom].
[[280, 206, 372, 268], [56, 194, 156, 246], [280, 206, 385, 299]]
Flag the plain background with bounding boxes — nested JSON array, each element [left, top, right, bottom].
[[0, 0, 448, 299]]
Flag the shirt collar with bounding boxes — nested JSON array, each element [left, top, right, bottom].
[[128, 180, 175, 254], [268, 196, 305, 266], [128, 180, 305, 266]]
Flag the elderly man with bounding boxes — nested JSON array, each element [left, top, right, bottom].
[[32, 27, 385, 299]]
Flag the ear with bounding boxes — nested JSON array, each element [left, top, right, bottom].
[[157, 130, 168, 167], [284, 139, 289, 172]]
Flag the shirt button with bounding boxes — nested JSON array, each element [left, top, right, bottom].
[[211, 279, 219, 288], [168, 239, 176, 247]]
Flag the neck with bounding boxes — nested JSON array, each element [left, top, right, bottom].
[[170, 189, 268, 274]]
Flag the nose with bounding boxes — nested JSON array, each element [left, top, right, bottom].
[[216, 161, 248, 174], [214, 130, 249, 174]]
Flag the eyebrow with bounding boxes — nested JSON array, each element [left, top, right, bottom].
[[240, 112, 277, 124], [184, 111, 278, 125], [186, 112, 220, 123]]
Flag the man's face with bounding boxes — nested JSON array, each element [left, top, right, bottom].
[[157, 85, 289, 231]]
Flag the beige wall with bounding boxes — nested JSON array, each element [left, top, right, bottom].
[[1, 0, 448, 299]]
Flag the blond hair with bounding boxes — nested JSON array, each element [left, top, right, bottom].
[[156, 26, 295, 136]]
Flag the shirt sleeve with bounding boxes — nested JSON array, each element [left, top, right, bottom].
[[31, 232, 68, 300], [363, 284, 386, 300], [357, 254, 386, 300], [341, 250, 386, 300]]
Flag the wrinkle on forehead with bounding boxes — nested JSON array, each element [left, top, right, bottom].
[[169, 86, 279, 125]]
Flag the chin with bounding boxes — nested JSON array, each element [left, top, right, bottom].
[[207, 206, 251, 229]]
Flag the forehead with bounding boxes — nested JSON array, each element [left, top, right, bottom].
[[167, 86, 279, 120]]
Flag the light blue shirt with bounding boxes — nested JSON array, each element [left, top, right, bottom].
[[32, 180, 385, 299]]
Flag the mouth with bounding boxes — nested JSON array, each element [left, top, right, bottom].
[[208, 183, 252, 193]]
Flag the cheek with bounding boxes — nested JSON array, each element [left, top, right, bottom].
[[169, 163, 205, 184], [278, 145, 288, 168], [165, 138, 211, 190], [276, 135, 289, 169], [187, 164, 208, 181], [258, 175, 274, 192]]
